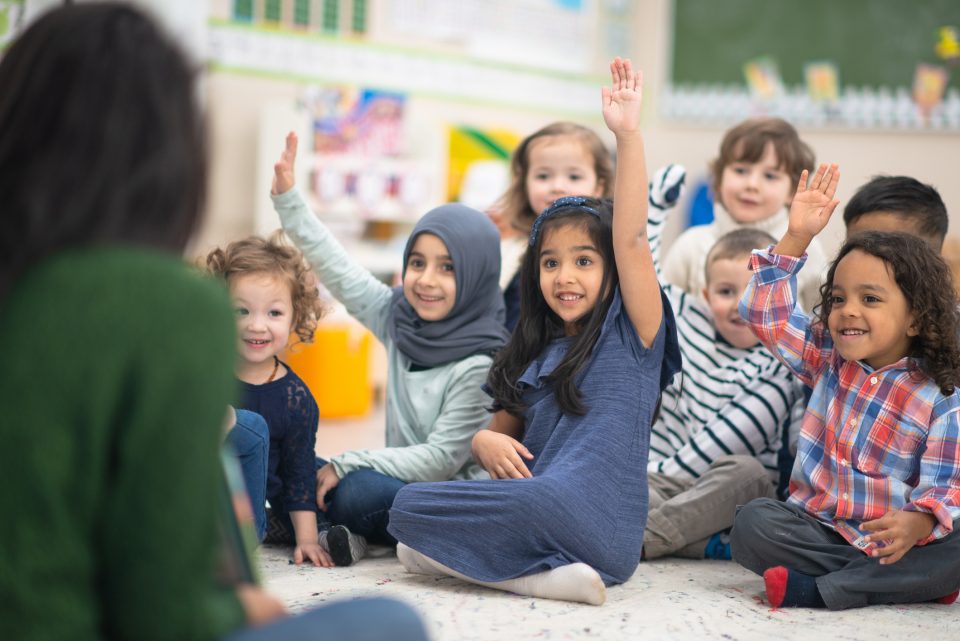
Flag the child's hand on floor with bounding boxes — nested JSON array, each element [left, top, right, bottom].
[[271, 131, 298, 195], [472, 430, 534, 479], [294, 540, 334, 568], [862, 509, 937, 565]]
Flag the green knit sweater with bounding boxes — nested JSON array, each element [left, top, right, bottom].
[[0, 248, 245, 641]]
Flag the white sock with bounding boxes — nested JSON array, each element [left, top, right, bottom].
[[396, 542, 447, 576], [395, 543, 606, 605]]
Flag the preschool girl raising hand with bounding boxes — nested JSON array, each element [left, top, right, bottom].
[[387, 59, 681, 606], [602, 57, 661, 346]]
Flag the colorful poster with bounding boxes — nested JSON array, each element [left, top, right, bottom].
[[743, 57, 783, 101], [446, 126, 520, 205], [305, 87, 406, 157], [804, 61, 840, 103], [913, 63, 949, 114]]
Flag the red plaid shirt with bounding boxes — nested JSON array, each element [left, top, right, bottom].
[[740, 249, 960, 551]]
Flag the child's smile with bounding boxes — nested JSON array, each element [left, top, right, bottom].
[[538, 223, 605, 336], [231, 273, 294, 377], [827, 249, 917, 370], [703, 256, 760, 349], [403, 232, 456, 322]]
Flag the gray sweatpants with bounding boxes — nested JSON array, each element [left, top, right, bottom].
[[730, 497, 960, 610], [644, 455, 776, 559]]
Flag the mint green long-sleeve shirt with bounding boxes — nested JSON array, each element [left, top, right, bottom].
[[273, 188, 490, 483]]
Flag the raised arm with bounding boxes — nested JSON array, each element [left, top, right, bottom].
[[602, 58, 661, 346], [269, 132, 394, 339], [773, 163, 841, 257]]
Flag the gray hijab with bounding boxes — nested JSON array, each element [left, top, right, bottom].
[[388, 203, 509, 368]]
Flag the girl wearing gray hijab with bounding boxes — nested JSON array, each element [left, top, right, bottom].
[[270, 132, 509, 567]]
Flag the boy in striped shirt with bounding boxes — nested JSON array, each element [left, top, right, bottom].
[[731, 163, 960, 610], [643, 166, 801, 560]]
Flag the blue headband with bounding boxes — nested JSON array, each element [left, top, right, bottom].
[[528, 196, 603, 247]]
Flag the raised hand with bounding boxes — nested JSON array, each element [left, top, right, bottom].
[[786, 163, 841, 241], [271, 131, 298, 196], [602, 57, 643, 136]]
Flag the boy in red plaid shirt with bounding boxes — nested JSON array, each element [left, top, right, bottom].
[[731, 163, 960, 610]]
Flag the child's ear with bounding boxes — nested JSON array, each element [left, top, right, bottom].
[[907, 315, 920, 337], [592, 181, 605, 198], [701, 287, 710, 304]]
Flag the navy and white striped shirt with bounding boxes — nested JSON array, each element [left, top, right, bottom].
[[648, 189, 799, 482]]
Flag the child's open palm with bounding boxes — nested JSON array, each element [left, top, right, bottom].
[[786, 163, 841, 241], [602, 57, 643, 136], [271, 131, 298, 196]]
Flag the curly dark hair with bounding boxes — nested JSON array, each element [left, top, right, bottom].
[[814, 231, 960, 395], [205, 231, 327, 345]]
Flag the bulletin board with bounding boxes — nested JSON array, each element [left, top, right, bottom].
[[671, 0, 960, 90]]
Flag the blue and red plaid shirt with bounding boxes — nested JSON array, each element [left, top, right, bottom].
[[739, 248, 960, 552]]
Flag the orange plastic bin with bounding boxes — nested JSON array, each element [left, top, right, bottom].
[[284, 324, 373, 419]]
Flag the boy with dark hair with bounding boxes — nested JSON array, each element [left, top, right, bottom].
[[844, 176, 948, 249]]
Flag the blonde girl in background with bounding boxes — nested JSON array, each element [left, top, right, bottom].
[[270, 133, 509, 566], [662, 117, 828, 311], [493, 122, 614, 329], [207, 234, 332, 567]]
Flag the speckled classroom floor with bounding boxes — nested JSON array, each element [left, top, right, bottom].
[[286, 406, 960, 640], [259, 545, 959, 641]]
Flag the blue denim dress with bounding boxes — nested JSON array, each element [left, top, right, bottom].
[[389, 289, 680, 585]]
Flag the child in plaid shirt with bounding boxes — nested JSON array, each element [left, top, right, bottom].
[[731, 163, 960, 610]]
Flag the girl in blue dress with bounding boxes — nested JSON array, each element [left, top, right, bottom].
[[388, 58, 681, 605]]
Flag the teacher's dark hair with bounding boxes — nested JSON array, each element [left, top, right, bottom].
[[0, 2, 206, 303]]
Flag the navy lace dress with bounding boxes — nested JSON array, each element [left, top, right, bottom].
[[388, 289, 680, 585], [238, 363, 319, 515]]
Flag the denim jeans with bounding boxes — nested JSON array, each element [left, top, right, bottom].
[[225, 410, 269, 541], [318, 458, 406, 545], [222, 597, 429, 641]]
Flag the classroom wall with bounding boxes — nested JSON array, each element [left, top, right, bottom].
[[199, 0, 960, 264]]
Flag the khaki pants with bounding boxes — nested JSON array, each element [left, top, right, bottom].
[[643, 455, 775, 559]]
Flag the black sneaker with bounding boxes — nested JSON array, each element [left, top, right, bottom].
[[322, 525, 368, 566]]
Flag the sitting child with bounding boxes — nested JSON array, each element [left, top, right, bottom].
[[207, 234, 332, 567], [843, 175, 948, 249], [386, 58, 682, 606], [644, 172, 799, 560], [662, 117, 828, 311], [270, 132, 509, 566], [731, 163, 960, 610]]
